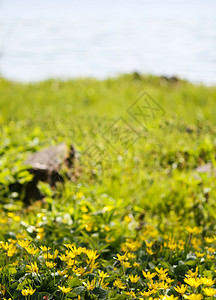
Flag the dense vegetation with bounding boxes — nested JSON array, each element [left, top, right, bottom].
[[0, 74, 216, 299]]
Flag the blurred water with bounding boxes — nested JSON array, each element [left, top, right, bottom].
[[0, 0, 216, 83]]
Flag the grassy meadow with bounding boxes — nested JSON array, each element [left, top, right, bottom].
[[0, 74, 216, 299]]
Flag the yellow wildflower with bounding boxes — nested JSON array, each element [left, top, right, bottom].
[[205, 237, 214, 243], [7, 247, 17, 257], [26, 246, 39, 255], [124, 215, 131, 223], [125, 290, 136, 297], [142, 270, 157, 280], [145, 241, 154, 248], [45, 261, 57, 268], [40, 246, 51, 251], [18, 240, 31, 249], [122, 261, 131, 269], [186, 267, 198, 278], [146, 248, 154, 255], [86, 278, 96, 291], [57, 270, 67, 276], [140, 290, 154, 297], [203, 287, 216, 296], [155, 267, 168, 275], [26, 262, 39, 273], [174, 284, 187, 294], [186, 226, 201, 234], [86, 249, 99, 261], [113, 278, 126, 289], [200, 277, 215, 286], [99, 270, 109, 279], [184, 277, 202, 288], [195, 252, 205, 258], [58, 286, 72, 293], [21, 288, 36, 296], [129, 274, 140, 283]]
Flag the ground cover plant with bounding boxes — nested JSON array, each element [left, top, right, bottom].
[[0, 74, 216, 299]]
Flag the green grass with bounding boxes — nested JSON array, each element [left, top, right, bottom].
[[0, 74, 216, 299]]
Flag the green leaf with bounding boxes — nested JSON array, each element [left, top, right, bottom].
[[93, 287, 108, 300], [68, 277, 82, 288], [72, 286, 86, 295], [174, 264, 189, 277]]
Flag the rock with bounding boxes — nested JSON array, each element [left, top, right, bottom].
[[195, 163, 215, 174], [194, 163, 216, 180], [23, 143, 75, 205]]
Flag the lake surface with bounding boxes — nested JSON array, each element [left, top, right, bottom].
[[0, 0, 216, 84]]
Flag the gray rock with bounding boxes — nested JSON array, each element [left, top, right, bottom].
[[24, 143, 75, 205], [195, 163, 215, 174]]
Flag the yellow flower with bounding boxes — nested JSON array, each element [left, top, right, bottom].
[[166, 277, 174, 284], [86, 278, 96, 291], [113, 278, 126, 290], [125, 252, 135, 260], [103, 205, 114, 212], [184, 277, 201, 288], [155, 267, 168, 275], [18, 240, 31, 249], [186, 267, 199, 278], [200, 277, 215, 286], [125, 290, 136, 297], [57, 270, 67, 276], [74, 267, 85, 276], [81, 205, 88, 212], [155, 280, 169, 289], [122, 261, 131, 269], [174, 284, 187, 294], [59, 254, 68, 261], [207, 247, 215, 253], [195, 252, 205, 258], [142, 270, 157, 280], [140, 290, 154, 297], [21, 288, 36, 296], [2, 242, 12, 251], [203, 287, 216, 296], [99, 270, 109, 279], [101, 281, 109, 289], [116, 253, 127, 261], [58, 286, 72, 293], [26, 246, 39, 255], [159, 272, 168, 281], [129, 274, 140, 283], [40, 246, 51, 251], [204, 237, 214, 243], [26, 262, 39, 273], [7, 247, 17, 257], [86, 249, 99, 261], [183, 294, 203, 300], [47, 249, 59, 259], [146, 248, 154, 255], [186, 226, 201, 234], [145, 241, 154, 248], [76, 192, 84, 199], [125, 239, 141, 251], [45, 261, 57, 268]]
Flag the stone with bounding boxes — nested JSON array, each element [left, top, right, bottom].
[[195, 163, 215, 174], [23, 143, 75, 205]]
